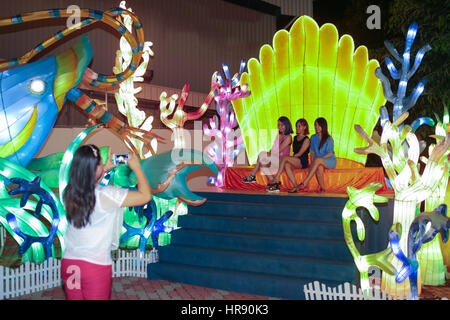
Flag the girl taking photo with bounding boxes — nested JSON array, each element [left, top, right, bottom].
[[61, 144, 151, 300]]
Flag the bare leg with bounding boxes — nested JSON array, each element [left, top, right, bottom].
[[269, 156, 288, 183], [302, 157, 327, 186], [250, 161, 261, 177], [316, 164, 325, 190], [270, 156, 302, 183], [250, 152, 266, 176], [285, 163, 298, 188]]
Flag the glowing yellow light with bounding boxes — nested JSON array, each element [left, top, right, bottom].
[[355, 111, 450, 297], [160, 82, 214, 149], [417, 115, 450, 286], [232, 16, 385, 165], [342, 183, 394, 294]]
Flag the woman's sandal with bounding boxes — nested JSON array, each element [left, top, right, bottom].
[[242, 174, 256, 183], [267, 180, 279, 187], [318, 187, 325, 193], [267, 182, 281, 192], [297, 183, 306, 191], [288, 187, 298, 193]]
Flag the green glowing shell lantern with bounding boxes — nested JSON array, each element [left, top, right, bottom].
[[232, 16, 386, 166]]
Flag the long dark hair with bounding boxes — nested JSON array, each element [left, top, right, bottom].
[[63, 144, 101, 228], [315, 117, 331, 150], [278, 116, 294, 135]]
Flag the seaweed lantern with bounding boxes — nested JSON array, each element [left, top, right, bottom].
[[114, 1, 157, 158], [354, 112, 450, 297], [160, 79, 217, 149], [360, 21, 450, 296], [416, 108, 450, 286], [375, 22, 431, 128], [341, 182, 395, 295]]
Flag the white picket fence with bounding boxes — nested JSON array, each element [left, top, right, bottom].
[[0, 249, 157, 300], [304, 281, 414, 300], [113, 249, 156, 278]]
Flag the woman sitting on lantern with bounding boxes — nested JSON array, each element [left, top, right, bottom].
[[266, 118, 311, 193], [298, 117, 336, 193], [241, 116, 293, 184]]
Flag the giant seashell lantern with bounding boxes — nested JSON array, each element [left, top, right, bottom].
[[232, 16, 386, 166]]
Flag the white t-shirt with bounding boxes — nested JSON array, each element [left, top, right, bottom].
[[63, 185, 129, 265]]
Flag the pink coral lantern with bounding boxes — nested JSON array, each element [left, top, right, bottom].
[[204, 61, 251, 186]]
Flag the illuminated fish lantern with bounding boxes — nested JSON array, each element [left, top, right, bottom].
[[0, 8, 161, 168]]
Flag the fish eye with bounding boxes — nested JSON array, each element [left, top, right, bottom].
[[29, 79, 46, 94]]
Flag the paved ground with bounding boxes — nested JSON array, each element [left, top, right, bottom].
[[7, 276, 449, 300], [10, 277, 280, 300], [421, 278, 450, 300]]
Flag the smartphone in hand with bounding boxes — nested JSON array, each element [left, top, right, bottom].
[[112, 154, 129, 165]]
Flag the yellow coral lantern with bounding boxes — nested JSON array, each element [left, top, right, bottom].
[[232, 16, 385, 165]]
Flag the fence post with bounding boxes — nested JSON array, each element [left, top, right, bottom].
[[0, 226, 5, 257], [303, 281, 431, 300], [312, 281, 321, 300], [303, 284, 309, 300], [0, 265, 4, 300]]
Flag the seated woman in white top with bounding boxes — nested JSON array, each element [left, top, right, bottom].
[[61, 144, 151, 300]]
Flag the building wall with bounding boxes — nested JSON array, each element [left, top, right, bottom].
[[265, 0, 314, 16]]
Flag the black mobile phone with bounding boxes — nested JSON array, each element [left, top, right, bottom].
[[112, 154, 129, 165]]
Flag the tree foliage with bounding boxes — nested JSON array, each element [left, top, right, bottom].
[[382, 0, 450, 119], [315, 0, 450, 122]]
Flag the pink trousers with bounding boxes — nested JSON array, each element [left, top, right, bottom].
[[61, 258, 112, 300]]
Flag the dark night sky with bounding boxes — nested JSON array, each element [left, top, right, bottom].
[[313, 0, 390, 50]]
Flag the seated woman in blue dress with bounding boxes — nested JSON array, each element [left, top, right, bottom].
[[298, 117, 336, 193], [266, 118, 310, 193]]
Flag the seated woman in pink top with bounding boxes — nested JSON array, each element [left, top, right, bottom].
[[242, 116, 293, 184]]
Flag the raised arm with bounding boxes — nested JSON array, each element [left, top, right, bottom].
[[121, 153, 151, 207]]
